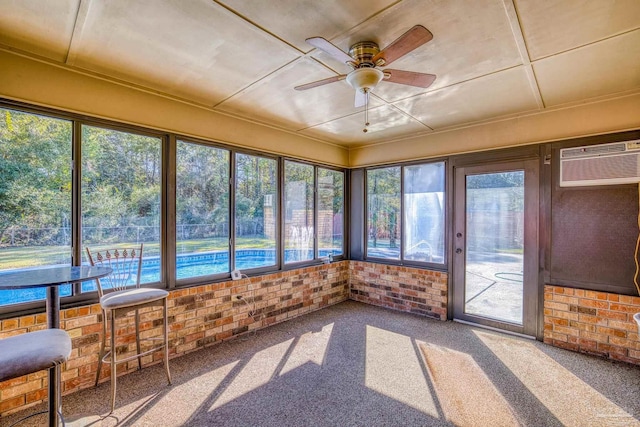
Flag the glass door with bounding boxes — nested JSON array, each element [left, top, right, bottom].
[[453, 160, 539, 336]]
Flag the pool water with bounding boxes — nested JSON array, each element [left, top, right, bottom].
[[0, 249, 338, 306]]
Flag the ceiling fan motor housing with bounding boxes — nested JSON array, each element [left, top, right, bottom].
[[349, 41, 381, 67]]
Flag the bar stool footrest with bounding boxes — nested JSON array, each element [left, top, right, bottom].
[[101, 344, 167, 365]]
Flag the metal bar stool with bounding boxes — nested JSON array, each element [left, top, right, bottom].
[[0, 329, 72, 426], [85, 244, 171, 413]]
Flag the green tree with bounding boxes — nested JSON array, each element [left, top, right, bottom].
[[0, 108, 71, 246], [176, 142, 229, 237], [81, 125, 162, 248], [367, 167, 400, 249]]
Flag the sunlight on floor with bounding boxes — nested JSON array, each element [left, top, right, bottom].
[[68, 360, 243, 426], [211, 338, 295, 410], [475, 330, 640, 427], [364, 325, 439, 416], [420, 342, 519, 427], [280, 323, 334, 376]]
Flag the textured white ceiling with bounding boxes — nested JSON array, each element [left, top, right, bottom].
[[0, 0, 638, 148]]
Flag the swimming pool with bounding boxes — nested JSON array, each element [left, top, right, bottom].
[[0, 248, 339, 306]]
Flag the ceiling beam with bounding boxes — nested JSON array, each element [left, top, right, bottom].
[[65, 0, 92, 66], [502, 0, 545, 109]]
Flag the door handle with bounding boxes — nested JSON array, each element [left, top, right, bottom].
[[456, 248, 462, 254]]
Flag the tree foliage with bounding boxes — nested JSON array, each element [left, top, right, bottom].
[[0, 108, 72, 245], [81, 125, 161, 246], [367, 167, 401, 247], [0, 109, 164, 248], [235, 153, 277, 237], [0, 107, 345, 256], [176, 141, 230, 238]]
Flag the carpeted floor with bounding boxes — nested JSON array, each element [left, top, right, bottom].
[[2, 301, 639, 426]]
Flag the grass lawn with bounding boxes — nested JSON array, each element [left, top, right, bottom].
[[0, 237, 275, 270]]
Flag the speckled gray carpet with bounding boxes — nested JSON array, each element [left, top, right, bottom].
[[2, 301, 639, 427]]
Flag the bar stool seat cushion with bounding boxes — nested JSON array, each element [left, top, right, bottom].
[[0, 329, 72, 382], [100, 288, 169, 310]]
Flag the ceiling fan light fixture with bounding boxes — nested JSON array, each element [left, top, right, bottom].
[[346, 68, 384, 92], [346, 68, 384, 134], [300, 26, 436, 135]]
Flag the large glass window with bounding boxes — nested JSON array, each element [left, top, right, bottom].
[[367, 162, 445, 265], [318, 168, 344, 257], [0, 108, 73, 305], [235, 153, 277, 270], [176, 141, 230, 279], [0, 103, 347, 312], [404, 163, 445, 263], [81, 125, 162, 288], [284, 161, 314, 263], [367, 167, 401, 259]]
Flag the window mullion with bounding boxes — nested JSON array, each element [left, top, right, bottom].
[[278, 157, 284, 269], [230, 152, 236, 272], [72, 120, 82, 296], [400, 166, 405, 263], [166, 134, 176, 290], [314, 166, 318, 260]]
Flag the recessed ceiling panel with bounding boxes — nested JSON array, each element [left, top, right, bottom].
[[516, 0, 640, 60], [67, 0, 300, 105], [300, 105, 429, 146], [216, 58, 382, 130], [2, 0, 639, 148], [394, 67, 540, 130], [0, 0, 80, 61], [534, 31, 640, 107], [218, 0, 397, 52], [310, 0, 522, 102]]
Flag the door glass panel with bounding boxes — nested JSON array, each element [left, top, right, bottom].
[[465, 171, 524, 324]]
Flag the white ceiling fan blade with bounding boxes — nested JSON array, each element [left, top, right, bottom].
[[354, 90, 367, 108], [306, 37, 358, 66], [294, 75, 346, 91]]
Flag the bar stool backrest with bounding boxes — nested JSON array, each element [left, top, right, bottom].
[[85, 244, 144, 298]]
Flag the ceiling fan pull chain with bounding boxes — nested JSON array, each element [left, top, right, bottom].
[[363, 89, 370, 133]]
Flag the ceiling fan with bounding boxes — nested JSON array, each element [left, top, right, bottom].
[[295, 25, 436, 132]]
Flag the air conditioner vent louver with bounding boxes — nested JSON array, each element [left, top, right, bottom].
[[561, 142, 627, 159], [559, 140, 640, 187]]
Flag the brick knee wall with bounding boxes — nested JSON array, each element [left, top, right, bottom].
[[5, 266, 640, 416], [349, 261, 447, 320], [544, 285, 640, 365], [0, 261, 349, 416]]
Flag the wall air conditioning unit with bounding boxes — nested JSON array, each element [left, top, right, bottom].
[[559, 140, 640, 187]]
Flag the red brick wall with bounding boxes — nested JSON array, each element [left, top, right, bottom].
[[544, 285, 640, 365], [349, 261, 447, 320], [0, 262, 349, 416]]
